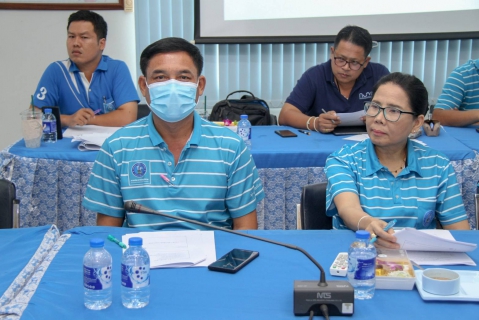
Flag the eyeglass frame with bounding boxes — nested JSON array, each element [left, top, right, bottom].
[[364, 101, 417, 122], [333, 56, 366, 71]]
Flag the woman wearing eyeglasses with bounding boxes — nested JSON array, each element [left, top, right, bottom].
[[278, 25, 389, 133], [325, 72, 470, 248]]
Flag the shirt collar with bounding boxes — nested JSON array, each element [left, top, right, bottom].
[[68, 55, 108, 73], [147, 111, 202, 148], [364, 138, 423, 177]]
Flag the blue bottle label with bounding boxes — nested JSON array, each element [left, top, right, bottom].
[[83, 265, 112, 290], [121, 263, 150, 288], [349, 257, 375, 280], [42, 121, 56, 134], [237, 127, 251, 141]]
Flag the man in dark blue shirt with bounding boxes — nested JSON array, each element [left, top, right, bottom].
[[278, 25, 389, 133]]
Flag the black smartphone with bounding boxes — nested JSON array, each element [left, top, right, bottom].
[[275, 129, 297, 138], [41, 106, 63, 140], [208, 248, 259, 274]]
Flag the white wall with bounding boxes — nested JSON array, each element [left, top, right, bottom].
[[0, 9, 136, 149]]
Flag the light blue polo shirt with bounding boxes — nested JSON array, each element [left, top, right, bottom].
[[82, 111, 265, 230], [435, 59, 479, 111], [33, 55, 139, 115], [325, 138, 467, 230]]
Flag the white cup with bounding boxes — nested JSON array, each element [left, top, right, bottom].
[[422, 268, 460, 295], [20, 109, 43, 148]]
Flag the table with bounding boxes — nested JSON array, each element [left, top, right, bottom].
[[1, 125, 479, 232], [443, 125, 479, 153], [1, 226, 478, 319]]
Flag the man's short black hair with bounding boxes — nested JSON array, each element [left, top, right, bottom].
[[67, 10, 107, 40], [334, 25, 373, 57], [140, 37, 203, 77]]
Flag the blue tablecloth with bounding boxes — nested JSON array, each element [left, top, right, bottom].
[[7, 126, 477, 167], [443, 126, 479, 153], [1, 226, 478, 319], [1, 126, 479, 231]]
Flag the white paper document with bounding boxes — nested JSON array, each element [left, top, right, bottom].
[[336, 110, 366, 126], [122, 230, 216, 268], [394, 228, 477, 266], [63, 125, 122, 151], [343, 134, 369, 142]]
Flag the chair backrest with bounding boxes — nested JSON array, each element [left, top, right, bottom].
[[0, 179, 18, 229], [137, 103, 150, 120], [300, 182, 332, 230]]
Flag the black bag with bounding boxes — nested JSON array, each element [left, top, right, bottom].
[[209, 90, 272, 125]]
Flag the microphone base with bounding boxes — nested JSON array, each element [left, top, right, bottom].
[[294, 280, 354, 316]]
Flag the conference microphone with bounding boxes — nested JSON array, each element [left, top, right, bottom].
[[124, 201, 354, 317]]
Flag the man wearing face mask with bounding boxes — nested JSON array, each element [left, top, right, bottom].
[[82, 37, 264, 230]]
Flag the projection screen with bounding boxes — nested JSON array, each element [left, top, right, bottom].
[[194, 0, 479, 44]]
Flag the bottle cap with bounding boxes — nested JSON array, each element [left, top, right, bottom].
[[240, 114, 248, 120], [355, 230, 370, 239], [129, 237, 143, 246], [44, 108, 52, 114], [90, 238, 104, 248]]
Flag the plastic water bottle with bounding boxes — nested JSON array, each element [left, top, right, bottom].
[[121, 237, 150, 309], [237, 114, 252, 149], [347, 230, 376, 299], [42, 108, 57, 143], [83, 238, 112, 310]]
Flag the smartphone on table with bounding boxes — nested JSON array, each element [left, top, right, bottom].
[[275, 130, 297, 138], [208, 248, 259, 274]]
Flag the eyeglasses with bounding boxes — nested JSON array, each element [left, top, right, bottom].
[[364, 101, 417, 122], [333, 56, 365, 71]]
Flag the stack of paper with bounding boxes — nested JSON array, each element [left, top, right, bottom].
[[63, 125, 122, 151], [394, 228, 477, 266], [122, 230, 216, 268]]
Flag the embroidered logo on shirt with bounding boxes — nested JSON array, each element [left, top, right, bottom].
[[131, 162, 147, 177], [423, 210, 434, 227], [359, 92, 372, 100], [129, 161, 151, 186]]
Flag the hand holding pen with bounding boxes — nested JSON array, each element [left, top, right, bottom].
[[318, 109, 340, 133], [370, 219, 397, 244]]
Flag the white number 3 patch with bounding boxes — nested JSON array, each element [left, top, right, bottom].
[[36, 87, 47, 100]]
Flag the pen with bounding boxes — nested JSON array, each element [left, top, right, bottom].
[[298, 129, 310, 135], [160, 174, 172, 185], [370, 219, 397, 244], [94, 109, 101, 115], [321, 108, 336, 124], [108, 234, 127, 249]]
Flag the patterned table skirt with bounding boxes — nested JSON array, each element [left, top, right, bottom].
[[2, 151, 478, 232]]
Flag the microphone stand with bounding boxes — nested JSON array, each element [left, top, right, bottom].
[[124, 201, 354, 316], [125, 201, 326, 286]]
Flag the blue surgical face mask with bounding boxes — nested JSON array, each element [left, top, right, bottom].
[[145, 79, 199, 123]]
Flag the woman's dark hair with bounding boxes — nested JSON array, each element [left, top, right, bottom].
[[68, 10, 107, 40], [372, 72, 429, 116], [140, 37, 203, 77], [334, 25, 373, 57]]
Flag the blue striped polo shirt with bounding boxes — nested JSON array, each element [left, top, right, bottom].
[[325, 138, 467, 230], [435, 59, 479, 111], [82, 111, 264, 230]]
